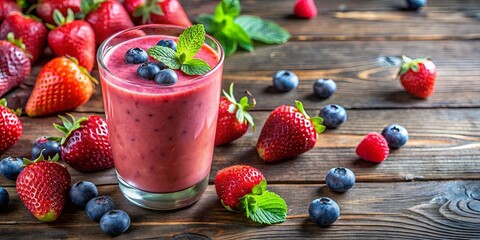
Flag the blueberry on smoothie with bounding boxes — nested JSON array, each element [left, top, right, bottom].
[[100, 210, 130, 236], [137, 62, 161, 80], [273, 70, 299, 92], [85, 196, 116, 222], [157, 39, 177, 51], [69, 181, 99, 208], [313, 79, 337, 99], [0, 156, 24, 180], [381, 124, 409, 148], [308, 197, 340, 227], [325, 167, 356, 192], [155, 69, 178, 86], [125, 47, 148, 64], [318, 104, 347, 129]]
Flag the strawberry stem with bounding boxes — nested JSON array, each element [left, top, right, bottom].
[[397, 55, 428, 77], [222, 83, 256, 130], [53, 113, 88, 145], [294, 100, 325, 134], [0, 98, 22, 116]]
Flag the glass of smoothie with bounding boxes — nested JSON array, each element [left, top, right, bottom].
[[97, 24, 224, 210]]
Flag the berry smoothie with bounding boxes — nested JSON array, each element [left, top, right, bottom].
[[99, 34, 223, 193]]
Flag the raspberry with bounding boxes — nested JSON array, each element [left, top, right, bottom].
[[294, 0, 317, 19], [356, 132, 389, 163]]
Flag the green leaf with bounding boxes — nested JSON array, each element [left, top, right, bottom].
[[231, 23, 253, 52], [177, 24, 205, 62], [235, 15, 290, 44], [195, 14, 215, 33], [148, 46, 181, 69], [240, 190, 288, 224], [180, 58, 211, 75], [221, 0, 241, 18], [311, 117, 326, 134], [251, 179, 267, 195], [215, 32, 238, 57]]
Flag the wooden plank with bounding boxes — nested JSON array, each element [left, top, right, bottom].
[[0, 181, 479, 239], [1, 108, 479, 187]]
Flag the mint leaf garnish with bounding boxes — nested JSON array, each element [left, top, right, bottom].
[[148, 24, 212, 76], [220, 0, 241, 18], [195, 14, 214, 32], [235, 15, 290, 44]]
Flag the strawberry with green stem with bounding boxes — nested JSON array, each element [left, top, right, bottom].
[[123, 0, 192, 27], [397, 55, 437, 99], [16, 154, 71, 222], [215, 83, 255, 146], [0, 98, 22, 153], [256, 101, 325, 162]]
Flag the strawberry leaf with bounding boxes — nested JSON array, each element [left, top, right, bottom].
[[311, 117, 326, 134]]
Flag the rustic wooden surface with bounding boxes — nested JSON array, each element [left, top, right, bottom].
[[1, 0, 480, 239]]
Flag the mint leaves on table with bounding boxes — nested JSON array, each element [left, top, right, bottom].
[[148, 24, 211, 76], [195, 0, 290, 56], [239, 179, 288, 224]]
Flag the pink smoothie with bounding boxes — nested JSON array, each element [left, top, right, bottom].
[[100, 35, 222, 193]]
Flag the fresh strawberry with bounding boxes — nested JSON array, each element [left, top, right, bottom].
[[82, 0, 135, 45], [0, 12, 48, 63], [47, 9, 95, 72], [294, 0, 317, 19], [355, 132, 389, 163], [123, 0, 191, 27], [0, 33, 31, 97], [52, 114, 114, 172], [215, 83, 255, 146], [0, 0, 21, 22], [36, 0, 82, 25], [0, 98, 22, 153], [398, 55, 437, 99], [256, 101, 325, 162], [25, 56, 97, 117], [214, 165, 288, 224], [16, 154, 71, 222]]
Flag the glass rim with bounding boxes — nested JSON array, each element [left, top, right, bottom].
[[96, 24, 225, 90]]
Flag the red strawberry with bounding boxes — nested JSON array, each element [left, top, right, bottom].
[[0, 33, 31, 97], [123, 0, 191, 27], [215, 83, 255, 146], [0, 12, 48, 63], [52, 114, 114, 172], [37, 0, 82, 25], [294, 0, 317, 19], [398, 56, 437, 99], [0, 0, 21, 22], [214, 165, 288, 224], [256, 101, 325, 162], [0, 98, 22, 153], [356, 132, 389, 163], [16, 154, 71, 222], [82, 0, 135, 45], [47, 9, 96, 72], [25, 56, 97, 117]]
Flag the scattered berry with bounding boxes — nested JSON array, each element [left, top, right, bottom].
[[406, 0, 427, 10], [100, 210, 131, 236], [356, 132, 390, 163], [318, 104, 347, 129], [272, 70, 299, 92], [31, 136, 61, 159], [313, 79, 337, 99], [0, 156, 24, 180], [0, 98, 22, 153], [154, 69, 178, 85], [0, 186, 9, 210], [0, 34, 31, 97], [69, 181, 99, 208], [125, 47, 148, 64], [123, 0, 192, 27], [36, 0, 82, 25], [86, 195, 116, 222], [398, 56, 437, 99], [156, 39, 177, 51], [157, 61, 167, 70], [325, 167, 356, 192], [137, 62, 161, 80], [308, 197, 340, 227], [381, 124, 409, 148], [294, 0, 318, 19]]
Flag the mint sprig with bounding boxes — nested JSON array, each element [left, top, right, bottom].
[[238, 179, 288, 224], [195, 0, 290, 56], [148, 24, 212, 76]]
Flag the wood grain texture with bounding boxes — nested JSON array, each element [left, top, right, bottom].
[[0, 181, 479, 239]]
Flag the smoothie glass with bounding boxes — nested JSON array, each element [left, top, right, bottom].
[[97, 25, 224, 210]]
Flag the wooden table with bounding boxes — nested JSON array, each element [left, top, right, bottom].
[[1, 0, 480, 239]]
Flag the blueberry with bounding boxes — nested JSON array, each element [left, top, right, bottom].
[[381, 124, 409, 148], [157, 61, 167, 70], [125, 47, 148, 64], [69, 181, 99, 208], [313, 79, 337, 99], [308, 197, 340, 227], [154, 69, 178, 86], [31, 136, 61, 160], [406, 0, 427, 10], [156, 39, 177, 51], [137, 62, 161, 80], [100, 210, 130, 236], [0, 186, 8, 210], [85, 195, 116, 222], [325, 167, 356, 192], [272, 70, 299, 92], [0, 157, 24, 180], [318, 104, 347, 129]]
